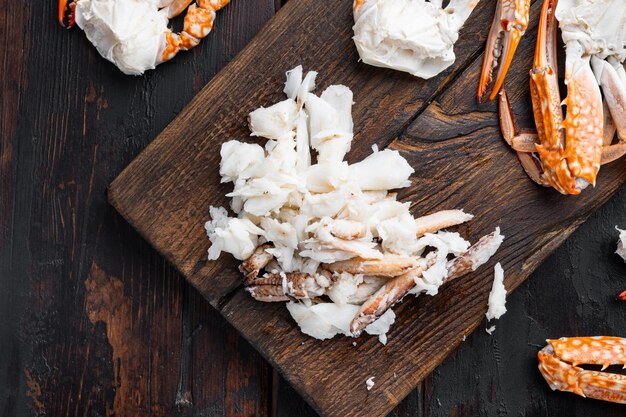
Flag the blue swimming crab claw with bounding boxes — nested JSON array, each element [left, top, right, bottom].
[[478, 0, 531, 102]]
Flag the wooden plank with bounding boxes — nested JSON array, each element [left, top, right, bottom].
[[106, 1, 626, 417], [0, 1, 276, 417]]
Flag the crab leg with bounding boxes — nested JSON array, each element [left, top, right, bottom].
[[414, 209, 474, 237], [528, 0, 578, 194], [601, 143, 626, 165], [350, 228, 503, 336], [538, 337, 626, 403], [246, 271, 332, 302], [349, 253, 437, 336], [501, 90, 624, 173], [592, 57, 626, 143], [325, 254, 421, 278], [602, 101, 617, 146], [58, 0, 77, 28], [240, 243, 274, 284], [478, 0, 531, 102], [499, 90, 546, 185], [160, 0, 231, 63]]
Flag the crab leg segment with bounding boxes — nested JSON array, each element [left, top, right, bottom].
[[602, 101, 617, 146], [478, 0, 531, 101], [349, 253, 437, 336], [58, 0, 77, 28], [325, 254, 421, 278], [246, 271, 332, 302], [601, 143, 626, 165], [350, 228, 503, 336], [414, 209, 474, 238], [498, 90, 545, 185], [538, 337, 626, 403], [240, 243, 274, 284], [526, 0, 605, 195], [529, 0, 577, 194], [161, 0, 231, 63], [548, 337, 626, 369]]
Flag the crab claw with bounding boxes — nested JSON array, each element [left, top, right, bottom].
[[617, 289, 626, 301], [478, 0, 531, 102], [538, 337, 626, 403], [58, 0, 76, 28]]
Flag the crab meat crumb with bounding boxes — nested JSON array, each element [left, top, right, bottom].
[[366, 376, 375, 391], [486, 325, 496, 335], [486, 262, 507, 321]]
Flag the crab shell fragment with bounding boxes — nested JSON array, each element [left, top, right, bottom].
[[538, 336, 626, 403]]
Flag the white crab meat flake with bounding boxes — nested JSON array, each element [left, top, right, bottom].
[[206, 65, 503, 344], [486, 325, 496, 335], [205, 207, 263, 261], [286, 302, 395, 343], [366, 376, 375, 391], [486, 262, 507, 321]]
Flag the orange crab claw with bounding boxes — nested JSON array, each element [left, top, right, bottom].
[[58, 0, 76, 28], [538, 337, 626, 404], [617, 289, 626, 300], [478, 0, 531, 102], [530, 0, 584, 195]]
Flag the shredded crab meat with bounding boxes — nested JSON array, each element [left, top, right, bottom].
[[486, 262, 507, 321], [205, 65, 504, 343]]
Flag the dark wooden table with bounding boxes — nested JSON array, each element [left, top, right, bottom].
[[2, 1, 626, 416]]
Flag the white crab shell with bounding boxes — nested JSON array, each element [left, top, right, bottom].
[[352, 0, 480, 79], [74, 0, 169, 75]]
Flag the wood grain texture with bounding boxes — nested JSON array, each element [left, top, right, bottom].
[[0, 1, 276, 417], [107, 1, 626, 417]]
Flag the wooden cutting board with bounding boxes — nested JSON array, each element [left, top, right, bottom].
[[108, 0, 626, 416]]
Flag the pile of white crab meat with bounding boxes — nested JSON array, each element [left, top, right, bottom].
[[352, 0, 480, 79], [206, 65, 505, 344]]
